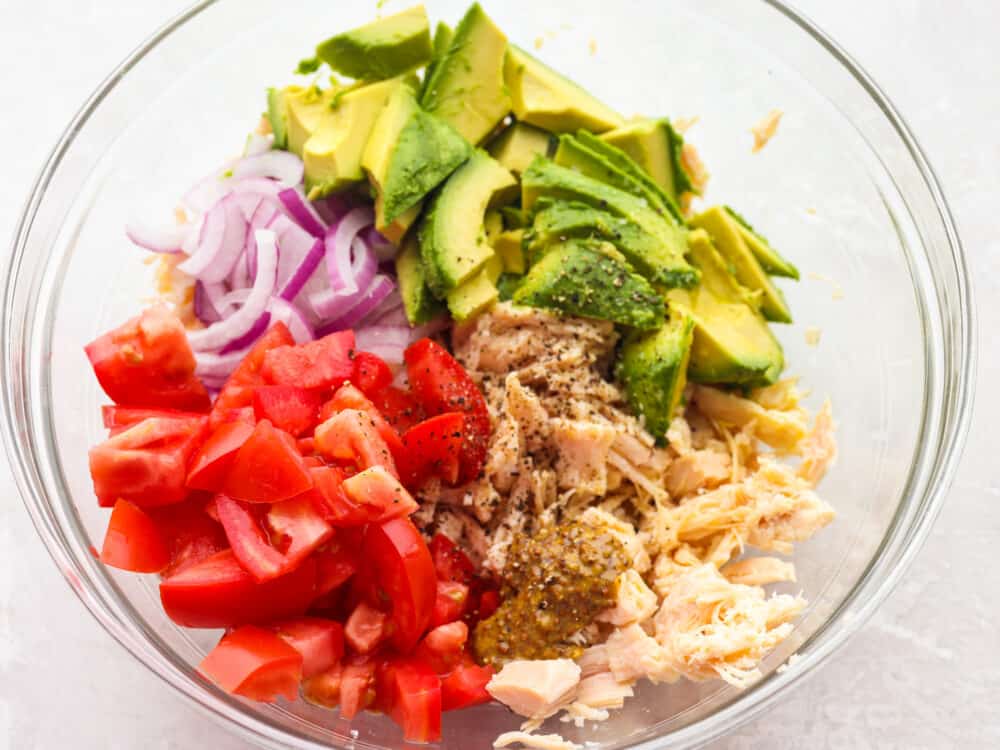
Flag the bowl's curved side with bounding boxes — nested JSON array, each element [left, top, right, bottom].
[[1, 1, 975, 749]]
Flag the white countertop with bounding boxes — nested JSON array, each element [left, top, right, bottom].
[[1, 1, 997, 747]]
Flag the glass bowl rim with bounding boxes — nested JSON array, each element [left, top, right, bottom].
[[1, 1, 977, 748]]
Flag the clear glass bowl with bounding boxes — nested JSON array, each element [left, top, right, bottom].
[[1, 1, 975, 748]]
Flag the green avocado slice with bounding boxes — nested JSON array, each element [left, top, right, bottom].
[[690, 206, 793, 323], [513, 239, 664, 330], [316, 5, 433, 81], [521, 157, 696, 288]]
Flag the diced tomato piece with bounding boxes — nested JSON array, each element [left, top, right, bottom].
[[210, 323, 295, 429], [441, 657, 494, 711], [159, 549, 317, 628], [339, 657, 377, 719], [351, 351, 393, 397], [381, 658, 442, 743], [430, 580, 470, 628], [476, 590, 501, 621], [306, 466, 378, 527], [149, 496, 227, 578], [414, 621, 468, 674], [313, 540, 360, 597], [214, 495, 288, 581], [404, 338, 491, 483], [320, 383, 405, 465], [186, 420, 255, 492], [101, 405, 204, 430], [314, 408, 399, 478], [262, 330, 355, 390], [365, 518, 436, 653], [302, 662, 343, 708], [199, 625, 302, 702], [397, 413, 466, 489], [344, 601, 389, 655], [272, 617, 344, 679], [266, 494, 334, 565], [89, 416, 207, 508], [252, 385, 323, 437], [222, 420, 313, 503], [297, 437, 316, 456], [429, 534, 476, 585], [372, 386, 424, 433], [99, 499, 170, 573], [85, 306, 210, 411], [342, 466, 418, 522]]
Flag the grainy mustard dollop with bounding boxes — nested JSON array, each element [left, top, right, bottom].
[[473, 519, 627, 665]]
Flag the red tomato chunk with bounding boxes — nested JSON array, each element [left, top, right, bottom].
[[199, 625, 302, 702]]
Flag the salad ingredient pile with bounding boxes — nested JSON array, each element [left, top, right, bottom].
[[89, 2, 838, 747]]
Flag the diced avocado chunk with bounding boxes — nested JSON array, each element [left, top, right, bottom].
[[496, 272, 523, 301], [573, 131, 684, 222], [303, 77, 408, 199], [493, 229, 526, 274], [362, 83, 471, 226], [503, 46, 624, 134], [397, 232, 445, 325], [380, 202, 422, 246], [616, 309, 695, 443], [421, 3, 511, 145], [668, 230, 783, 386], [267, 87, 292, 150], [524, 199, 661, 269], [600, 118, 695, 201], [316, 5, 433, 81], [500, 206, 527, 229], [513, 239, 664, 330], [521, 157, 696, 288], [690, 206, 792, 323], [724, 206, 799, 279], [420, 150, 518, 296], [488, 122, 555, 175], [422, 21, 454, 91], [553, 132, 679, 221], [285, 86, 335, 156], [484, 209, 504, 245], [447, 254, 502, 321]]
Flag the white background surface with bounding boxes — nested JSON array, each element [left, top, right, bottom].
[[1, 1, 998, 748]]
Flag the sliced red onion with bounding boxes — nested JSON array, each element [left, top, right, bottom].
[[316, 274, 396, 335], [228, 177, 286, 203], [244, 132, 274, 157], [279, 237, 325, 301], [327, 207, 375, 295], [125, 219, 190, 254], [315, 192, 363, 224], [368, 302, 409, 329], [220, 312, 271, 354], [183, 166, 237, 213], [361, 225, 397, 261], [279, 187, 327, 238], [268, 297, 315, 343], [409, 316, 451, 341], [177, 194, 248, 284], [355, 325, 411, 365], [269, 213, 318, 295], [360, 290, 405, 328], [232, 151, 304, 186], [246, 200, 284, 281], [195, 347, 251, 381], [193, 281, 227, 325], [188, 229, 278, 351]]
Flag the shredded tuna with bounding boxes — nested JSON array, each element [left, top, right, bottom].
[[751, 109, 783, 153], [653, 564, 805, 687], [487, 659, 581, 720], [722, 557, 797, 586], [597, 569, 658, 626]]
